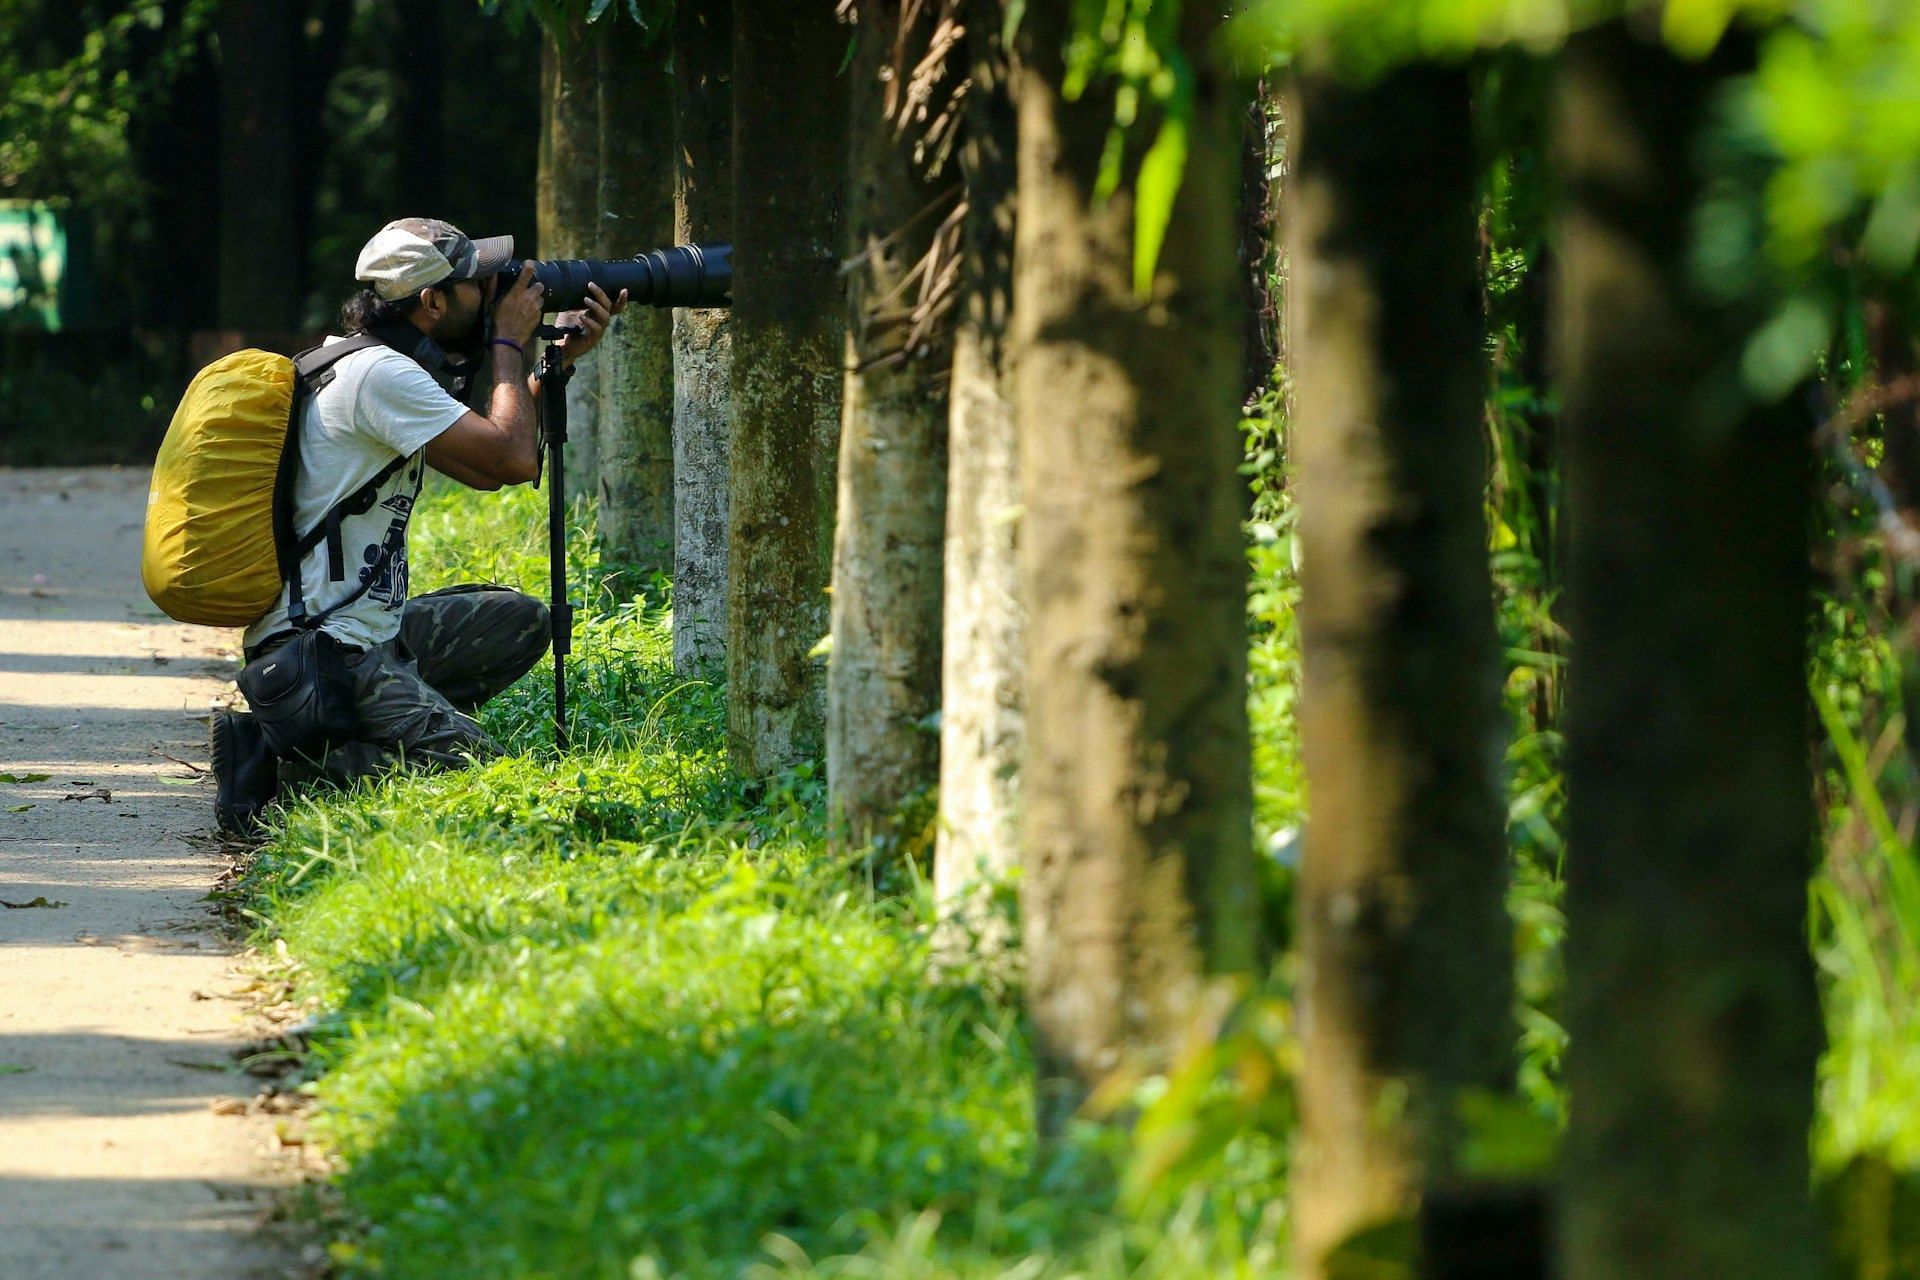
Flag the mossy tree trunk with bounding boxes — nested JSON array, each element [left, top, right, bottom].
[[1013, 0, 1257, 1127], [595, 13, 676, 578], [934, 0, 1022, 933], [726, 0, 849, 776], [540, 11, 603, 493], [1556, 26, 1822, 1280], [1286, 67, 1512, 1279], [825, 1, 952, 849], [670, 0, 734, 677]]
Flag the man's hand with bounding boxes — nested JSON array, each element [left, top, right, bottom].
[[551, 284, 628, 364], [493, 262, 546, 348]]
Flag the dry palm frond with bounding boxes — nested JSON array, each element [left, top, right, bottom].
[[851, 188, 967, 371], [840, 0, 973, 364]]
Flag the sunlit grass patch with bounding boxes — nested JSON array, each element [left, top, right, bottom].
[[244, 477, 1293, 1278]]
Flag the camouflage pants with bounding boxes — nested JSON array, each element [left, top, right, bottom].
[[292, 584, 550, 787]]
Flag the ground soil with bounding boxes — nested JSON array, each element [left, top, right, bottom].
[[0, 468, 297, 1279]]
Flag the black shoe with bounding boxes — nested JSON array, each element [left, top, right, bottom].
[[212, 710, 279, 837]]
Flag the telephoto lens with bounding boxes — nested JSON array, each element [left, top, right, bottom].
[[500, 242, 732, 313]]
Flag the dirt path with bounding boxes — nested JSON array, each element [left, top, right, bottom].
[[0, 468, 295, 1280]]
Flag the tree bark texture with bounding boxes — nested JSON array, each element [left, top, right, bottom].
[[541, 13, 603, 494], [595, 14, 677, 577], [216, 2, 303, 330], [726, 0, 849, 777], [1556, 27, 1822, 1280], [1013, 0, 1257, 1126], [1286, 67, 1512, 1279], [935, 0, 1023, 931], [826, 2, 953, 848], [671, 0, 735, 677]]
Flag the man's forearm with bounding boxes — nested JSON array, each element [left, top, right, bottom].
[[487, 347, 540, 479]]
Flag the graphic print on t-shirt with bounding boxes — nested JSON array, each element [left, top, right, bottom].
[[239, 342, 468, 654], [360, 454, 425, 609]]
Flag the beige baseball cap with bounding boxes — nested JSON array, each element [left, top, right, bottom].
[[355, 217, 515, 301]]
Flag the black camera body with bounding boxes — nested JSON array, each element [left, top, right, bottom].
[[497, 242, 732, 313]]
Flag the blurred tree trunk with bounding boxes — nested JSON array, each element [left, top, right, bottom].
[[216, 2, 302, 330], [392, 0, 448, 218], [1013, 0, 1257, 1129], [1286, 66, 1510, 1279], [726, 0, 848, 777], [826, 1, 952, 849], [1556, 25, 1822, 1280], [670, 0, 734, 676], [130, 8, 219, 330], [595, 14, 677, 579], [540, 12, 602, 494], [934, 0, 1022, 936], [215, 0, 349, 332]]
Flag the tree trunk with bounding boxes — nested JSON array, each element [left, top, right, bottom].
[[726, 0, 849, 777], [216, 2, 303, 330], [1556, 26, 1822, 1280], [670, 0, 734, 676], [595, 13, 677, 579], [130, 12, 219, 330], [541, 13, 603, 495], [1013, 0, 1257, 1128], [934, 0, 1022, 934], [392, 0, 447, 217], [825, 2, 952, 849], [1286, 67, 1511, 1279], [291, 0, 351, 328]]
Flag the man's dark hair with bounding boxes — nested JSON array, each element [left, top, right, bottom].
[[339, 288, 426, 335]]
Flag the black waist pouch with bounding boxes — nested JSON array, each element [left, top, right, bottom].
[[237, 630, 360, 761]]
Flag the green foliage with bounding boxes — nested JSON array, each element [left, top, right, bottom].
[[1753, 3, 1920, 277], [1229, 0, 1791, 78], [1064, 0, 1194, 297], [0, 0, 212, 207], [1808, 532, 1920, 1174]]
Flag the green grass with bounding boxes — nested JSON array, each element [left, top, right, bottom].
[[246, 464, 1920, 1277], [244, 478, 1285, 1279]]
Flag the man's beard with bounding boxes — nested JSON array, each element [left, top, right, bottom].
[[436, 307, 489, 356]]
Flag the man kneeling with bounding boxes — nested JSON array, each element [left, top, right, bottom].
[[212, 218, 626, 833]]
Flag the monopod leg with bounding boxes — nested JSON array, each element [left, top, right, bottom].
[[538, 337, 577, 752]]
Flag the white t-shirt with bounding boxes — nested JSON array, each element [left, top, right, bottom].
[[242, 336, 468, 653]]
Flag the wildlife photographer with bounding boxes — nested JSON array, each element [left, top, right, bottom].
[[209, 217, 628, 833]]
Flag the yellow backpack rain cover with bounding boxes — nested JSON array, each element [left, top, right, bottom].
[[142, 349, 297, 627]]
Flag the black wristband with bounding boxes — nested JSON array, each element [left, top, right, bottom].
[[490, 337, 525, 357]]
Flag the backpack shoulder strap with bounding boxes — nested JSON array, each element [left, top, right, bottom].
[[274, 335, 398, 629]]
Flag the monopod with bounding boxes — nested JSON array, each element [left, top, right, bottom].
[[525, 241, 732, 751], [536, 324, 581, 752]]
